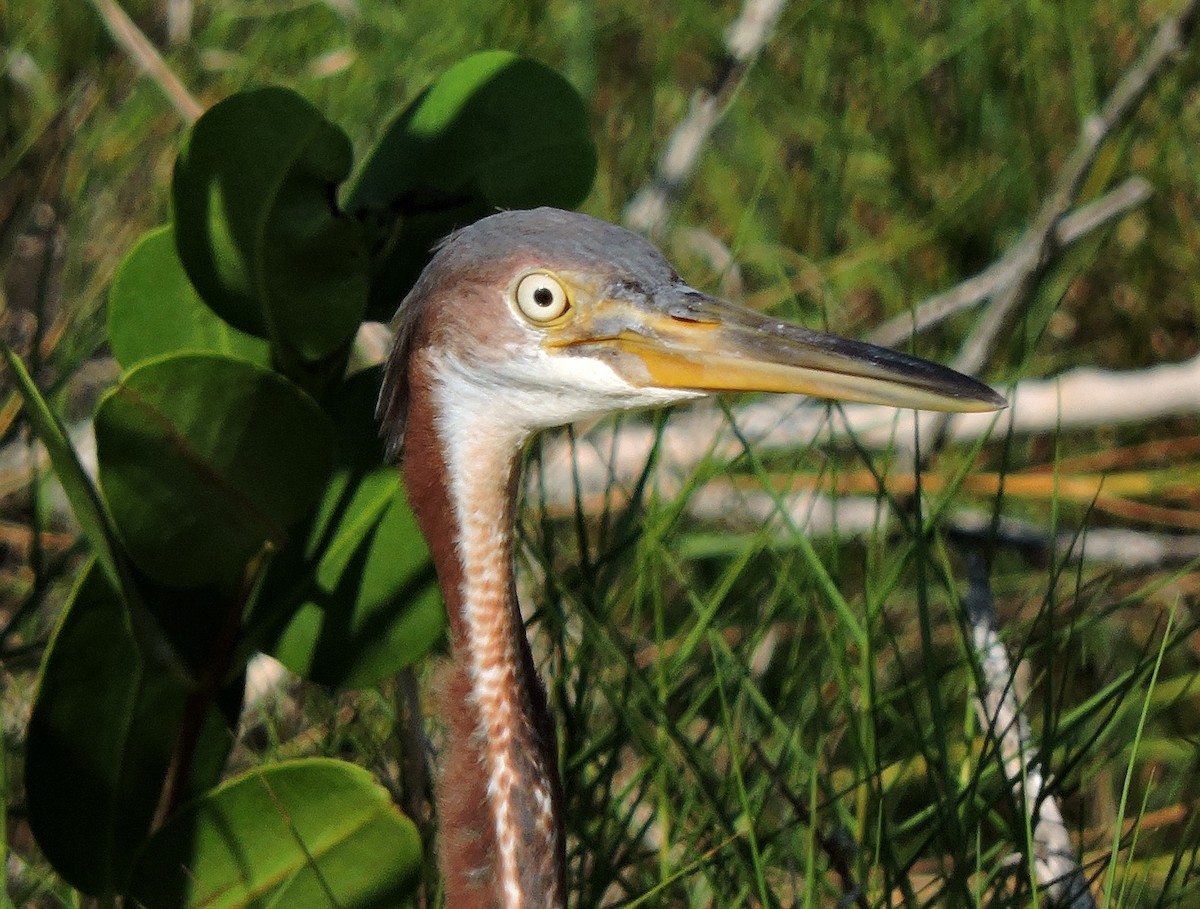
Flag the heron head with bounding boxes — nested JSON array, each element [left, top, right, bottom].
[[379, 207, 1004, 457]]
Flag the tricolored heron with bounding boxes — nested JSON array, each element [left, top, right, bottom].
[[379, 207, 1004, 908]]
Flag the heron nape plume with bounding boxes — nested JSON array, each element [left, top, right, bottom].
[[378, 207, 1004, 909]]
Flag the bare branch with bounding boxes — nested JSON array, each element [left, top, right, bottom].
[[908, 0, 1200, 468], [951, 0, 1198, 382], [948, 511, 1200, 569], [89, 0, 202, 123], [682, 483, 1200, 569], [962, 554, 1097, 908], [623, 0, 788, 236], [868, 176, 1153, 349]]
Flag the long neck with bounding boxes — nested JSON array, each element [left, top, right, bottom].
[[402, 364, 566, 909]]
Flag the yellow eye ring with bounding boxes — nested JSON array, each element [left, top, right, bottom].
[[515, 273, 570, 323]]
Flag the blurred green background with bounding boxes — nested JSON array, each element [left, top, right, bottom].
[[3, 0, 1199, 906], [7, 0, 1199, 381]]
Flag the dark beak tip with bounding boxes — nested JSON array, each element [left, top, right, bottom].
[[956, 382, 1007, 412], [979, 383, 1009, 410]]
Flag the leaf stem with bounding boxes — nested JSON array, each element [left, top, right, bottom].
[[153, 549, 267, 827]]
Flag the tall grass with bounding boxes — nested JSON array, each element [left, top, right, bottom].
[[3, 0, 1199, 905], [520, 419, 1198, 904]]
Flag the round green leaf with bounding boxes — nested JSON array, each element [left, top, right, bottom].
[[349, 50, 595, 211], [173, 87, 368, 362], [109, 226, 269, 369], [269, 469, 443, 687], [127, 759, 422, 909], [95, 353, 334, 588], [346, 51, 597, 317], [253, 369, 443, 687], [25, 563, 238, 896]]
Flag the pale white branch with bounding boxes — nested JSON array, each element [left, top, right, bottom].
[[949, 0, 1199, 384], [964, 557, 1097, 908], [623, 0, 788, 236], [869, 176, 1153, 349]]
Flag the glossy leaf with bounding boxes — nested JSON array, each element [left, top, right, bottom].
[[255, 369, 443, 687], [347, 50, 597, 317], [173, 87, 368, 363], [95, 353, 333, 589], [25, 563, 238, 896], [2, 343, 124, 589], [109, 226, 269, 369], [127, 759, 422, 909], [269, 469, 443, 687]]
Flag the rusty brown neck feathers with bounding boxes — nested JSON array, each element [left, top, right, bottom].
[[401, 357, 565, 909]]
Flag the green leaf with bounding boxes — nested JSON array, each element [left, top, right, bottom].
[[349, 50, 595, 212], [253, 369, 443, 687], [95, 353, 334, 589], [268, 469, 443, 687], [25, 563, 238, 896], [173, 87, 368, 364], [1, 343, 123, 589], [127, 759, 422, 909], [109, 225, 270, 369], [346, 50, 597, 317]]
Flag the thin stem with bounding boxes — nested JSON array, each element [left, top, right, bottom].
[[963, 552, 1097, 908], [87, 0, 202, 123], [152, 550, 265, 828], [921, 0, 1200, 459]]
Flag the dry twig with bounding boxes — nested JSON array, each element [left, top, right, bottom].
[[868, 176, 1153, 348], [681, 484, 1200, 569], [623, 0, 788, 236], [924, 0, 1200, 452], [89, 0, 202, 123]]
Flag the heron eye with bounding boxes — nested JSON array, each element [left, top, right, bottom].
[[515, 273, 570, 323]]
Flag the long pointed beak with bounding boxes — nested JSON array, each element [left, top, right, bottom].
[[561, 290, 1006, 413]]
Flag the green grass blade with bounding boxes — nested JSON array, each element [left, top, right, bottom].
[[2, 343, 123, 588], [1102, 604, 1177, 908]]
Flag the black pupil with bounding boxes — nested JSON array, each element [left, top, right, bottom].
[[533, 286, 555, 307]]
